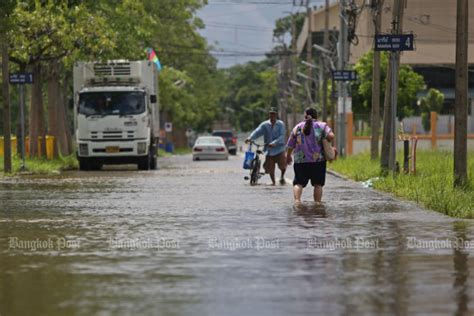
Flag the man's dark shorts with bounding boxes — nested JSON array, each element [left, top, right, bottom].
[[263, 152, 286, 174], [293, 161, 327, 187]]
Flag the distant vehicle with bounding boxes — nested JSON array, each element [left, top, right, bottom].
[[193, 136, 229, 161], [73, 60, 159, 171], [212, 130, 237, 155]]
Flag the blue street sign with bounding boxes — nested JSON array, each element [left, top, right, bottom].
[[9, 73, 34, 84], [332, 70, 357, 81], [374, 34, 415, 51]]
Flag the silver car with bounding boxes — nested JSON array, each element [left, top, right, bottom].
[[192, 136, 229, 161]]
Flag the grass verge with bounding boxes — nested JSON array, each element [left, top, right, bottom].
[[0, 154, 78, 176], [329, 151, 474, 218]]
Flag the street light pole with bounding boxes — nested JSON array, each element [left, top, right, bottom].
[[337, 0, 348, 157]]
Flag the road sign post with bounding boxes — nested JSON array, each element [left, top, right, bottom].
[[374, 33, 414, 173], [9, 73, 34, 171]]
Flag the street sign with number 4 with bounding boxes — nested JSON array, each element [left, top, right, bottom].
[[375, 34, 414, 51]]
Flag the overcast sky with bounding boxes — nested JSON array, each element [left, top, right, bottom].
[[197, 0, 325, 68]]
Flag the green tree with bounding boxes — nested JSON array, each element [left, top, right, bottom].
[[352, 50, 425, 121], [218, 60, 278, 131], [419, 88, 445, 131]]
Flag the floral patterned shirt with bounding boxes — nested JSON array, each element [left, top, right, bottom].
[[287, 120, 332, 163]]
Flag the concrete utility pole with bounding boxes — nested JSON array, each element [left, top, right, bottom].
[[306, 0, 313, 107], [337, 0, 349, 157], [370, 0, 383, 160], [278, 45, 291, 133], [381, 0, 405, 173], [291, 12, 298, 128], [454, 0, 468, 187], [322, 0, 330, 122], [2, 33, 12, 173]]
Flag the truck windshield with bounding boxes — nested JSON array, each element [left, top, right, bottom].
[[79, 91, 146, 116]]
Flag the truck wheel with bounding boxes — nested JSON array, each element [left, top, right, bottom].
[[79, 158, 90, 171], [150, 145, 157, 170], [150, 156, 157, 170], [137, 155, 150, 170], [79, 158, 102, 171]]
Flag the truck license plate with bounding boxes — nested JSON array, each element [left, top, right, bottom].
[[105, 146, 120, 153]]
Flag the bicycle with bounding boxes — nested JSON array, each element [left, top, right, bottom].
[[243, 140, 266, 185]]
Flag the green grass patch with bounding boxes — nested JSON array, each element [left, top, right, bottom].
[[0, 154, 78, 176], [158, 147, 192, 157], [329, 150, 474, 218]]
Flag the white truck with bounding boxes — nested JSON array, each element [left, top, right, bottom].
[[73, 60, 160, 170]]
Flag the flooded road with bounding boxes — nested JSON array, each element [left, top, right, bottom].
[[1, 154, 474, 315]]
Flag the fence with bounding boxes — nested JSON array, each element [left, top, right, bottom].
[[345, 112, 474, 155], [0, 136, 56, 160]]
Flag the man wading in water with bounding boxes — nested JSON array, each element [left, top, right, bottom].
[[286, 108, 335, 203], [245, 108, 287, 185]]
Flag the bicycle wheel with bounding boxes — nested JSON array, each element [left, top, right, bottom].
[[250, 158, 260, 185]]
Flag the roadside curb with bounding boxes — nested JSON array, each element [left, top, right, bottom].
[[327, 168, 350, 181]]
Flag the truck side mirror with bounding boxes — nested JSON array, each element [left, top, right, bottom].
[[150, 95, 157, 104]]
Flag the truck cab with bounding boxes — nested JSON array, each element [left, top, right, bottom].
[[74, 61, 159, 170]]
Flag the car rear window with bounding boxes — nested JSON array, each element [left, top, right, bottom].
[[196, 138, 223, 145], [212, 132, 233, 138]]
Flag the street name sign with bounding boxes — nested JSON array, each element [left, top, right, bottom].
[[332, 70, 357, 81], [375, 34, 414, 51], [9, 73, 34, 84]]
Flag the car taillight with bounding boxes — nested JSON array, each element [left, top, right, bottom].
[[232, 137, 237, 144], [216, 147, 225, 152], [194, 147, 203, 152]]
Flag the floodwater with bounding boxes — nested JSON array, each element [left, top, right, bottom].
[[1, 154, 474, 316]]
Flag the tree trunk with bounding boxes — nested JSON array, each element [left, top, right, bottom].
[[454, 0, 468, 187], [16, 64, 26, 155], [58, 68, 72, 155], [47, 60, 59, 157], [29, 63, 46, 158], [2, 32, 12, 172]]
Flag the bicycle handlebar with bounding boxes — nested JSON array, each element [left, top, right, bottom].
[[247, 140, 267, 147]]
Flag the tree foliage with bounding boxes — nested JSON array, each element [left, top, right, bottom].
[[218, 60, 278, 131], [419, 88, 444, 131], [352, 50, 425, 121]]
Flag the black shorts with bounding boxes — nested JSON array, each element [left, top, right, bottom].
[[293, 161, 327, 187]]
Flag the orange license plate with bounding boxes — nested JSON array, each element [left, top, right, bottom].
[[105, 146, 120, 153]]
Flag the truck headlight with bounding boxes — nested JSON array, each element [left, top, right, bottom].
[[79, 143, 89, 156], [137, 142, 147, 155]]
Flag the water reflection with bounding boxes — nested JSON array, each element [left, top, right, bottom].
[[293, 202, 327, 222], [453, 221, 470, 316]]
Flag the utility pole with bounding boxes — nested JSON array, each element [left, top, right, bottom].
[[322, 0, 329, 122], [291, 12, 298, 128], [337, 0, 349, 156], [454, 0, 468, 187], [306, 0, 313, 107], [370, 0, 383, 160], [1, 31, 12, 173], [381, 0, 405, 173]]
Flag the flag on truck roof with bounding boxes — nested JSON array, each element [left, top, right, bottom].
[[146, 48, 162, 72]]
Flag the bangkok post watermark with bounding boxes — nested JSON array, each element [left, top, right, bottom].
[[406, 237, 474, 251], [8, 237, 81, 251], [208, 237, 280, 251], [108, 237, 180, 250], [307, 237, 380, 250]]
